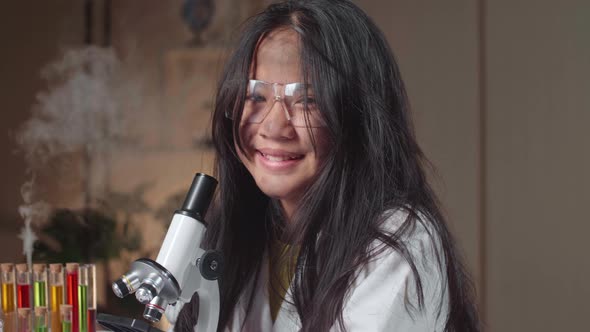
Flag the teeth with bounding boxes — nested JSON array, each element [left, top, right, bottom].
[[261, 153, 300, 161]]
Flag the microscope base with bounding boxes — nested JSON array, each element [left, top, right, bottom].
[[97, 313, 165, 332]]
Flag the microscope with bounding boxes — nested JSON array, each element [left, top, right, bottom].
[[99, 173, 222, 332]]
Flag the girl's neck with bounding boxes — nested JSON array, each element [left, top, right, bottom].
[[269, 199, 299, 244], [279, 199, 295, 222]]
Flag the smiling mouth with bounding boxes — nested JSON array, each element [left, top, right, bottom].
[[258, 151, 304, 161]]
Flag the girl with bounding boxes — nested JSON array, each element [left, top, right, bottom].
[[176, 0, 479, 331]]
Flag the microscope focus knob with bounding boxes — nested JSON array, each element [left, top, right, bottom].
[[199, 250, 224, 280], [135, 284, 158, 304]]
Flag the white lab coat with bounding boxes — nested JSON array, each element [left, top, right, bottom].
[[226, 210, 449, 331]]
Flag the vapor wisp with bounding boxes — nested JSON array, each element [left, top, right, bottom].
[[16, 46, 126, 267]]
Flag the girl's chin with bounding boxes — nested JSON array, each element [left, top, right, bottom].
[[256, 179, 302, 201]]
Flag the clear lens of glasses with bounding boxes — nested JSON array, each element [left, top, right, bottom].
[[228, 80, 325, 128]]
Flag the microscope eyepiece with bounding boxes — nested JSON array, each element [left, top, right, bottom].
[[180, 173, 218, 220]]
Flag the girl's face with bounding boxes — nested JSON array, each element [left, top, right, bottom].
[[236, 29, 330, 219]]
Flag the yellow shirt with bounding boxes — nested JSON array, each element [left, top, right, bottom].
[[268, 239, 299, 322]]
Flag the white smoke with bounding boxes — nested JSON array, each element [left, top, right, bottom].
[[18, 46, 123, 164], [16, 46, 126, 267]]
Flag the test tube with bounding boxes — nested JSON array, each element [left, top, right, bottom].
[[78, 265, 96, 332], [76, 266, 86, 332], [1, 285, 4, 332], [59, 305, 72, 332], [32, 265, 47, 309], [86, 265, 96, 332], [15, 265, 31, 309], [33, 307, 47, 332], [1, 264, 16, 332], [65, 264, 78, 332], [17, 308, 31, 332], [48, 264, 64, 332]]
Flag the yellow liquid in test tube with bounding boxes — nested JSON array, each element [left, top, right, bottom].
[[2, 283, 16, 332], [51, 285, 64, 332], [2, 283, 15, 313]]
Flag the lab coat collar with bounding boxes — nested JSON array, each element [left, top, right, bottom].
[[227, 251, 301, 332]]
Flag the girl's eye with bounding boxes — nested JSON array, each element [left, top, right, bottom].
[[247, 93, 266, 103], [295, 97, 317, 108]]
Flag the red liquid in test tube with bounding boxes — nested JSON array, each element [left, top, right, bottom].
[[66, 263, 79, 332], [16, 284, 30, 308], [15, 264, 31, 309]]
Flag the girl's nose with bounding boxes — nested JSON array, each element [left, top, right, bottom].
[[259, 97, 295, 139]]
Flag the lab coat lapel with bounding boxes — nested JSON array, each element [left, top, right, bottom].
[[261, 250, 301, 331], [272, 280, 301, 331], [229, 251, 301, 331], [235, 254, 274, 331]]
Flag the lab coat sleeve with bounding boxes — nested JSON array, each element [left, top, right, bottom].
[[338, 223, 448, 332]]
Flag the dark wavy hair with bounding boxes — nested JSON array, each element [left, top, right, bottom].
[[176, 0, 479, 331]]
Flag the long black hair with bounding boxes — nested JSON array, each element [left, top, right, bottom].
[[177, 0, 479, 331]]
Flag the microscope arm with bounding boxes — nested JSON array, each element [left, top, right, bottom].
[[165, 248, 221, 332]]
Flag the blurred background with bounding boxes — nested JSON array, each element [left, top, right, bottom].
[[0, 0, 587, 331]]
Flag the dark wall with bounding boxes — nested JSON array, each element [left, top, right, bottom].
[[0, 1, 84, 262]]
